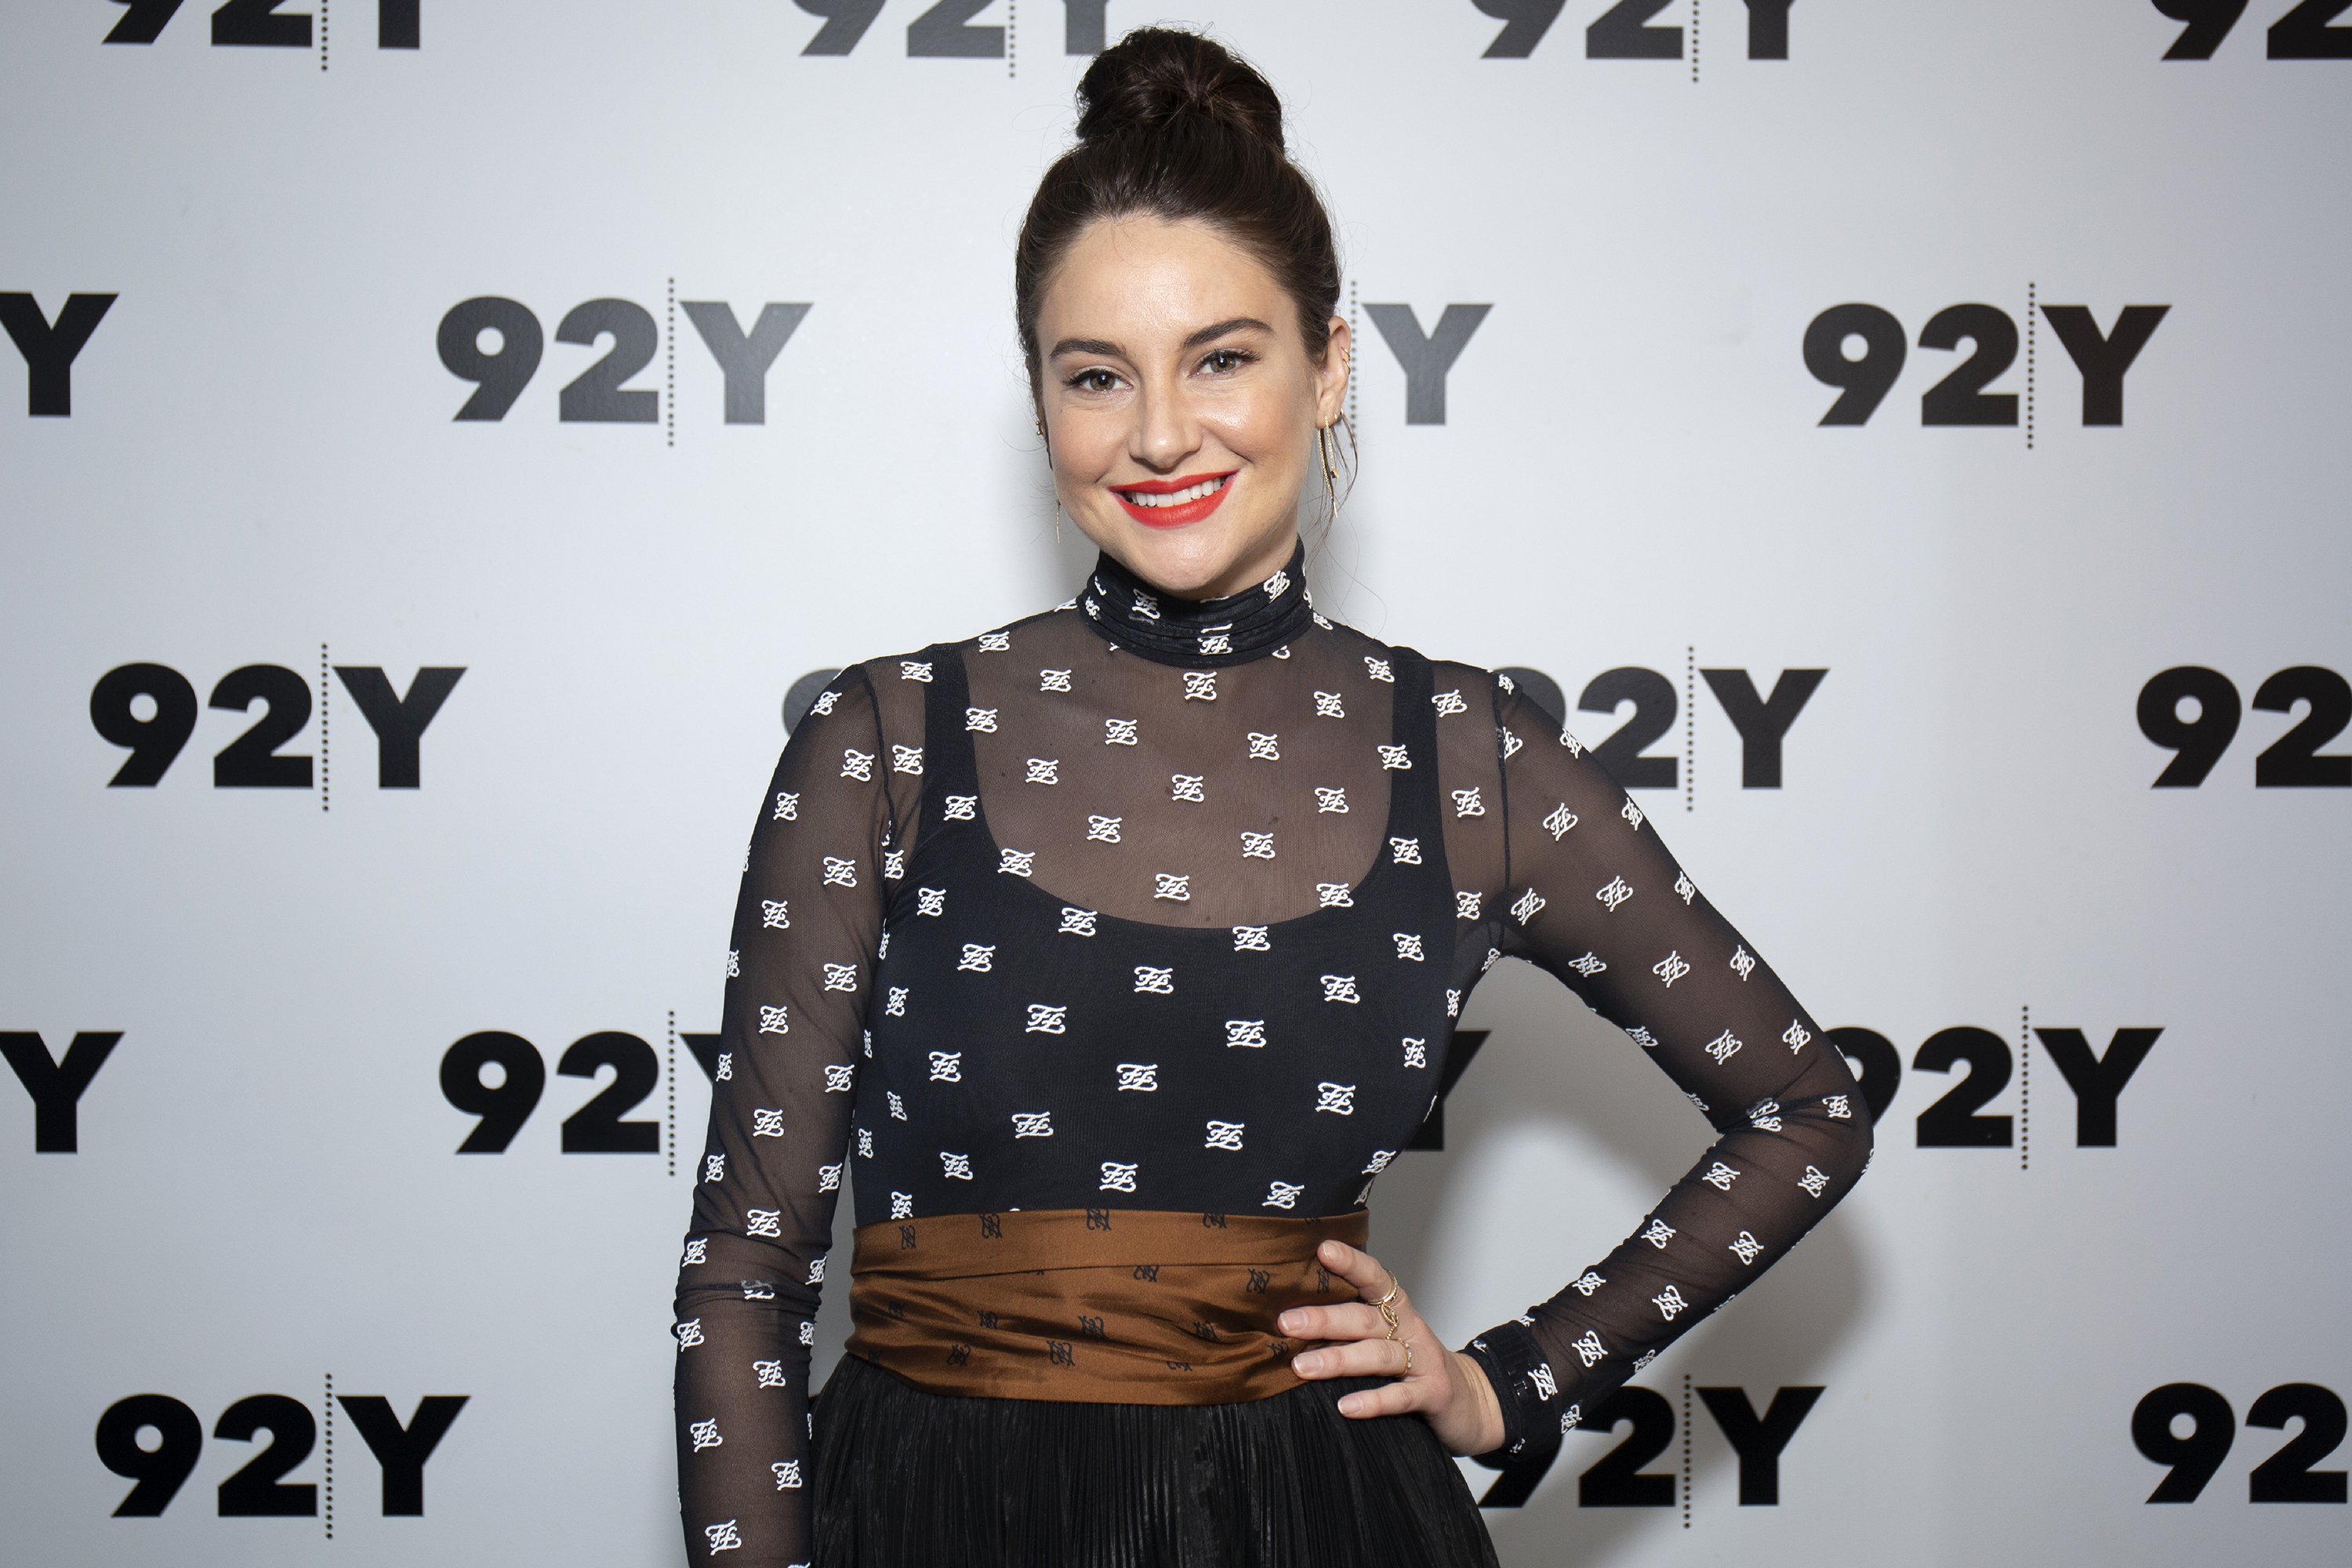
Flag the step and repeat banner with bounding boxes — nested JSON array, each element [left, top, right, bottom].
[[3, 2, 2345, 1564]]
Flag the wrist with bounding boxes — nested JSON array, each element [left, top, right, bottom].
[[1457, 1320, 1563, 1470], [1449, 1349, 1508, 1456]]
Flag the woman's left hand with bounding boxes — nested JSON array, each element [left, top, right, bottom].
[[1280, 1237, 1507, 1457]]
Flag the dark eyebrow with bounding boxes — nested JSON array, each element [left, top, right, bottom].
[[1179, 316, 1272, 351], [1047, 317, 1275, 361]]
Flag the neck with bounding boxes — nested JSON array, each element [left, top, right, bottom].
[[1078, 540, 1315, 667]]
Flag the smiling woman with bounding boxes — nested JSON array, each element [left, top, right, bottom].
[[671, 24, 1871, 1568], [1017, 31, 1352, 601], [1035, 221, 1344, 597]]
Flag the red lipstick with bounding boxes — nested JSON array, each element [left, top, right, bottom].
[[1109, 470, 1237, 528]]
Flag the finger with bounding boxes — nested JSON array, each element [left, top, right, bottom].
[[1290, 1334, 1415, 1383], [1316, 1239, 1403, 1305], [1336, 1377, 1429, 1420], [1276, 1302, 1388, 1343]]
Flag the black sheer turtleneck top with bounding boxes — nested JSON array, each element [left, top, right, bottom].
[[673, 544, 1873, 1566]]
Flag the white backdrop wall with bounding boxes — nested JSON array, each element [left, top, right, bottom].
[[2, 2, 2347, 1565]]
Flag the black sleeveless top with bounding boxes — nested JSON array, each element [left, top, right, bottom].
[[858, 637, 1457, 1221], [673, 543, 1874, 1566]]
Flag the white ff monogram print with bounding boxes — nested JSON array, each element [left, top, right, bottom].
[[674, 604, 1871, 1548]]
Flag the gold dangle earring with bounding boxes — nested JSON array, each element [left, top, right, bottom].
[[1316, 422, 1338, 521], [1323, 343, 1354, 524], [1325, 345, 1353, 523]]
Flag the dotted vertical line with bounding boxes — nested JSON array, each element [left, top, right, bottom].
[[2025, 282, 2036, 452], [1690, 0, 1700, 84], [666, 1009, 678, 1178], [322, 1372, 335, 1538], [1684, 645, 1695, 812], [1680, 1374, 1693, 1527], [666, 278, 677, 450], [1346, 279, 1359, 432], [2019, 1003, 2031, 1172], [1007, 0, 1016, 77], [319, 642, 331, 813], [319, 0, 328, 71]]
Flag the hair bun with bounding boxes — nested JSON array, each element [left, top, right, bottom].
[[1074, 27, 1284, 152]]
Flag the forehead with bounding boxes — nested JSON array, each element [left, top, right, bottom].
[[1040, 214, 1287, 341]]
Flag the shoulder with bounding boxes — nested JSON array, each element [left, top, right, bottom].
[[1319, 621, 1510, 712], [815, 603, 1087, 736], [1396, 648, 1566, 739], [848, 604, 1080, 680]]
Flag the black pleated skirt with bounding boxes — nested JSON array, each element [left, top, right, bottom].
[[811, 1352, 1501, 1567]]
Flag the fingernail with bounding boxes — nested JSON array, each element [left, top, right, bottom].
[[1294, 1352, 1321, 1375], [1279, 1311, 1302, 1333], [1338, 1394, 1362, 1416]]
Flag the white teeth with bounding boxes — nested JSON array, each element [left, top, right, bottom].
[[1125, 475, 1229, 507]]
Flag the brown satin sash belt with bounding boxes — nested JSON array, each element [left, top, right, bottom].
[[846, 1207, 1369, 1405]]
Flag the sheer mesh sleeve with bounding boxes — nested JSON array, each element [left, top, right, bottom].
[[1454, 678, 1874, 1469], [672, 666, 895, 1567]]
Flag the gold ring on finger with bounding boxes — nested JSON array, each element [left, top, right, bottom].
[[1374, 1275, 1402, 1308], [1379, 1299, 1401, 1336], [1400, 1339, 1414, 1374]]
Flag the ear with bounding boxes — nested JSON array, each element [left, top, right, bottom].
[[1314, 315, 1351, 428]]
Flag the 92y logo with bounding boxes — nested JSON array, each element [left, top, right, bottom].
[[793, 0, 1112, 57], [92, 662, 461, 789], [2, 1030, 120, 1152], [441, 1025, 731, 1156], [437, 297, 806, 426], [103, 0, 419, 48], [96, 1391, 465, 1517], [1831, 1023, 2161, 1152], [1499, 664, 1826, 793], [2133, 1382, 2346, 1504], [787, 662, 1824, 792], [2, 292, 114, 416], [2137, 666, 2349, 787], [1478, 1382, 1824, 1509], [1474, 1, 1797, 61], [441, 1029, 666, 1153], [1361, 303, 1490, 425], [1806, 302, 2168, 428], [2152, 1, 2352, 59], [787, 662, 1825, 793]]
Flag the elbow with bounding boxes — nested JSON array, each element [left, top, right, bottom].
[[1787, 1087, 1874, 1205], [672, 1226, 823, 1319], [1782, 1080, 1875, 1187], [1833, 1098, 1876, 1195]]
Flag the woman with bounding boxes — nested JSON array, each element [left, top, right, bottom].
[[673, 27, 1871, 1566]]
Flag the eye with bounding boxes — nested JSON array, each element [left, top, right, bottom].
[[1200, 347, 1255, 376], [1066, 367, 1123, 394]]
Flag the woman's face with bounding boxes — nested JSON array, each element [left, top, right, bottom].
[[1034, 214, 1349, 601]]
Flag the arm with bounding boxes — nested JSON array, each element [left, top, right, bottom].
[[1455, 678, 1875, 1469], [672, 668, 892, 1566]]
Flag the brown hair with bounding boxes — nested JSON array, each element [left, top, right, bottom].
[[1014, 27, 1345, 410]]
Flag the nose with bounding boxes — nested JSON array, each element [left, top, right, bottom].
[[1128, 376, 1203, 475]]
